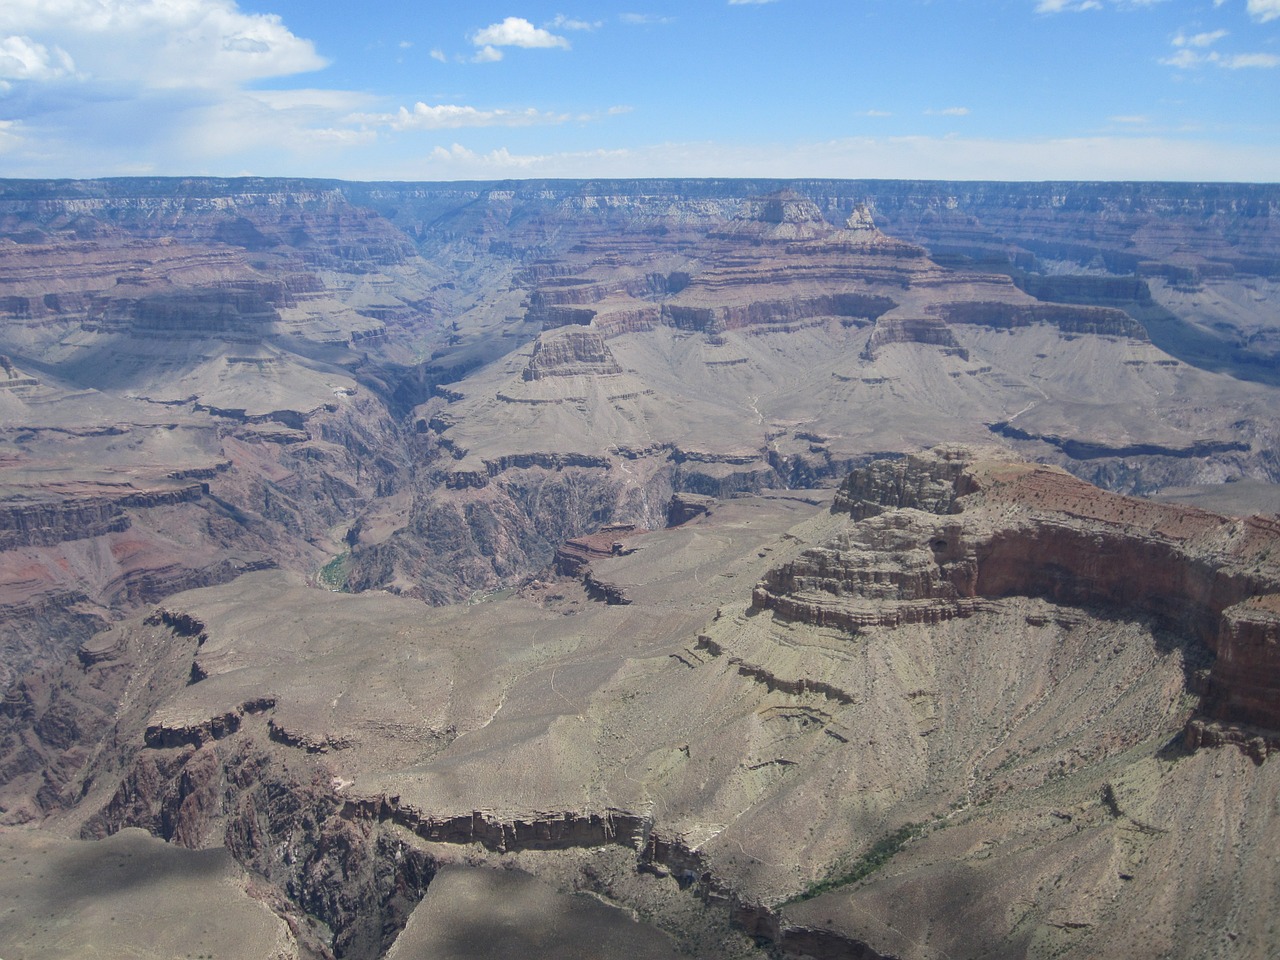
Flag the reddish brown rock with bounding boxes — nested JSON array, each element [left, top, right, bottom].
[[755, 447, 1280, 735]]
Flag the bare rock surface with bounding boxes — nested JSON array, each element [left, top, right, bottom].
[[2, 178, 1280, 960], [2, 448, 1277, 959]]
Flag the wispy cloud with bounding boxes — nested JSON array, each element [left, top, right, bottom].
[[1035, 1, 1103, 13], [351, 100, 632, 132], [0, 35, 76, 82], [355, 102, 575, 131], [1036, 0, 1180, 11], [620, 13, 676, 25], [399, 134, 1280, 183], [1173, 29, 1228, 48], [550, 15, 602, 31], [1163, 29, 1279, 69], [1247, 0, 1280, 23], [1220, 51, 1280, 67], [1164, 49, 1279, 68], [926, 106, 971, 116]]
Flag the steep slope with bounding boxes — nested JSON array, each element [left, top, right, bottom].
[[5, 449, 1279, 959], [346, 189, 1278, 602], [1, 177, 1279, 959]]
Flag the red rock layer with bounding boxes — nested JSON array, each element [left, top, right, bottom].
[[755, 449, 1280, 733]]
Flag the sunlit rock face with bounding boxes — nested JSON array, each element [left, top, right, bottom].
[[2, 177, 1280, 960]]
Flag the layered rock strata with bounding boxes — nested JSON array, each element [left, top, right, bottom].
[[522, 329, 623, 381], [755, 446, 1280, 737]]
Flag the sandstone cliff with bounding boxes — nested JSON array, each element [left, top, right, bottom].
[[757, 447, 1280, 739]]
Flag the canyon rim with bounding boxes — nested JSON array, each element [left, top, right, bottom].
[[0, 177, 1278, 960]]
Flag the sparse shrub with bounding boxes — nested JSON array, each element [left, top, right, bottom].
[[785, 822, 923, 904]]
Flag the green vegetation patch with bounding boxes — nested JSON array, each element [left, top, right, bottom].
[[787, 822, 923, 904], [317, 552, 350, 592]]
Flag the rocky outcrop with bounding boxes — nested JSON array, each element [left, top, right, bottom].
[[0, 482, 205, 550], [0, 354, 38, 389], [522, 329, 623, 380], [709, 190, 836, 243], [937, 299, 1149, 339], [554, 524, 640, 577], [93, 284, 285, 341], [667, 492, 715, 527], [143, 697, 275, 749], [1014, 273, 1153, 306], [862, 316, 969, 360], [0, 497, 130, 550], [830, 447, 975, 519], [442, 451, 613, 490], [85, 739, 438, 959], [756, 448, 1280, 738], [659, 292, 896, 336], [555, 525, 645, 604]]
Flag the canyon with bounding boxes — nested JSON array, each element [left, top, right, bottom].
[[0, 177, 1278, 959]]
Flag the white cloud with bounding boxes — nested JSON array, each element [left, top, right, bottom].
[[472, 44, 504, 63], [927, 106, 971, 116], [0, 35, 75, 81], [356, 102, 573, 131], [0, 0, 326, 89], [1221, 51, 1280, 67], [1163, 44, 1280, 69], [0, 119, 21, 153], [471, 17, 570, 51], [430, 48, 447, 62], [180, 89, 378, 160], [1248, 0, 1280, 22], [550, 15, 602, 31], [862, 109, 892, 117], [251, 88, 372, 113], [620, 13, 675, 25], [427, 143, 552, 170], [1172, 29, 1228, 48], [1036, 1, 1103, 13], [1109, 114, 1150, 123], [1038, 0, 1177, 9], [1161, 48, 1203, 68], [391, 134, 1280, 183]]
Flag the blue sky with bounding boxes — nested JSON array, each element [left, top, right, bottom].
[[0, 1, 1277, 181]]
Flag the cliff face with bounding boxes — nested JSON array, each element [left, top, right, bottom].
[[3, 176, 1277, 614], [1, 177, 1280, 959], [757, 447, 1280, 739], [522, 329, 623, 380], [8, 459, 1280, 960], [354, 180, 1278, 604]]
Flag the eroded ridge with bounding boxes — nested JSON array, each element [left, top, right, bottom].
[[753, 446, 1280, 744]]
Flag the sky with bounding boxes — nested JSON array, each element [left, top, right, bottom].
[[0, 0, 1277, 182]]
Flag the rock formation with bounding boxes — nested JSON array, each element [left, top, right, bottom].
[[4, 449, 1280, 959], [757, 446, 1280, 738], [2, 177, 1280, 960], [522, 328, 623, 380]]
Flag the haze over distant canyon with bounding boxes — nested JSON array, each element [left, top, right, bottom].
[[0, 177, 1278, 960]]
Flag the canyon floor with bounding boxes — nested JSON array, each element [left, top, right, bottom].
[[1, 178, 1278, 959]]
